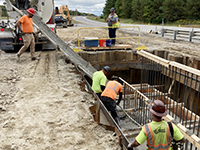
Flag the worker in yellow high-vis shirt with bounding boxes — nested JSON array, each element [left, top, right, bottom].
[[127, 100, 186, 150], [92, 66, 110, 99]]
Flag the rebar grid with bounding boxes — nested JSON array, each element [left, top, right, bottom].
[[139, 56, 200, 150], [119, 50, 200, 149]]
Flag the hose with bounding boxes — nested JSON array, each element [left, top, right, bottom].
[[117, 105, 142, 127]]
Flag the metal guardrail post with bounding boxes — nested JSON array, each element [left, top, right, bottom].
[[161, 28, 165, 37], [189, 31, 193, 42], [173, 30, 177, 40]]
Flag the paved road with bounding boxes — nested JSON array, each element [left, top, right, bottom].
[[73, 16, 200, 43], [73, 16, 200, 33]]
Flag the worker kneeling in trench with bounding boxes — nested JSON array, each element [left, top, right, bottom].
[[101, 76, 123, 128]]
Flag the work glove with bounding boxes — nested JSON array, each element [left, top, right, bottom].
[[127, 143, 133, 150], [116, 101, 120, 106], [19, 30, 25, 36]]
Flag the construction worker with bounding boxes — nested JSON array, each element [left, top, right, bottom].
[[92, 66, 110, 99], [106, 7, 119, 45], [55, 7, 59, 15], [16, 8, 40, 61], [101, 76, 123, 127], [127, 100, 186, 150]]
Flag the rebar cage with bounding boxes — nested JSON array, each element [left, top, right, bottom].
[[119, 50, 200, 150]]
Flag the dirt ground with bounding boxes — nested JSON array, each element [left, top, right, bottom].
[[0, 26, 200, 150], [0, 49, 120, 149]]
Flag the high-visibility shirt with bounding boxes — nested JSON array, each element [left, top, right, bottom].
[[108, 13, 119, 28], [101, 80, 122, 100], [92, 70, 107, 93], [18, 15, 33, 33], [136, 121, 184, 150]]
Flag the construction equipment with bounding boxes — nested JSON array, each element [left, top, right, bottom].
[[0, 0, 56, 52], [55, 5, 74, 28]]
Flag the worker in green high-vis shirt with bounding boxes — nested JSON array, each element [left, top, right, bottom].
[[127, 100, 186, 150], [92, 66, 110, 100]]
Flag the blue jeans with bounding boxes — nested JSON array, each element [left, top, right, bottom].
[[109, 28, 116, 45]]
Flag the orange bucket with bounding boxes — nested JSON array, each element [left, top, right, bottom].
[[99, 39, 105, 47]]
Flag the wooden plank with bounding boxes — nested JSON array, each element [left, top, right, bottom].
[[82, 44, 133, 51], [137, 50, 170, 67]]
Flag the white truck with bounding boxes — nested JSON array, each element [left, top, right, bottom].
[[0, 0, 56, 52]]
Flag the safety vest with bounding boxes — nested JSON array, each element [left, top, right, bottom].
[[108, 13, 119, 28], [143, 123, 173, 150], [101, 81, 122, 100], [106, 83, 119, 94]]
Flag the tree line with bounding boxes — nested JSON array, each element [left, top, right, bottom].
[[0, 5, 95, 18], [0, 6, 7, 17], [103, 0, 200, 24]]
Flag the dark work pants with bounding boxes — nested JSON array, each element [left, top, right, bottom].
[[109, 28, 117, 45], [101, 96, 120, 127], [96, 93, 102, 100]]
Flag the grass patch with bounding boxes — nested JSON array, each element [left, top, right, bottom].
[[86, 16, 106, 23], [0, 17, 9, 19]]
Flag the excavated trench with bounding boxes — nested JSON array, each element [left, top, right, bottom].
[[78, 49, 200, 121]]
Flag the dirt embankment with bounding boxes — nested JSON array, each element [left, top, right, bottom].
[[0, 49, 120, 150]]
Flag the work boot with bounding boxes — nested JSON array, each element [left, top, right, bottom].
[[31, 57, 40, 61], [16, 53, 20, 59]]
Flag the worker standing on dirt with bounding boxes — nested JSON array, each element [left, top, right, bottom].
[[106, 7, 119, 45], [55, 7, 59, 14], [101, 76, 123, 127], [127, 100, 186, 150], [92, 66, 110, 99], [16, 8, 39, 61]]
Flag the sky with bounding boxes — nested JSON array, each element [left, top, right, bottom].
[[0, 0, 106, 16], [54, 0, 106, 16]]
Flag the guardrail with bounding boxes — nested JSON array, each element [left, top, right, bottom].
[[74, 26, 147, 51], [161, 28, 200, 42]]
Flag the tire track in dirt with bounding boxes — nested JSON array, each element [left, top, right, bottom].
[[33, 51, 49, 78]]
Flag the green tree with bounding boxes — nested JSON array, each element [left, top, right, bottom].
[[103, 0, 116, 19], [132, 0, 147, 21], [120, 0, 133, 18], [162, 0, 185, 22], [0, 5, 7, 17], [186, 0, 200, 20], [115, 0, 122, 17], [143, 0, 163, 24]]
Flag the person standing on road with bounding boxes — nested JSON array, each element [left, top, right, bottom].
[[16, 8, 39, 61], [92, 66, 110, 99], [106, 7, 119, 45], [127, 100, 186, 150], [101, 76, 123, 127]]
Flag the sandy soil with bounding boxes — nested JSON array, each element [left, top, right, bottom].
[[0, 25, 200, 150], [58, 26, 200, 59], [0, 49, 120, 150]]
